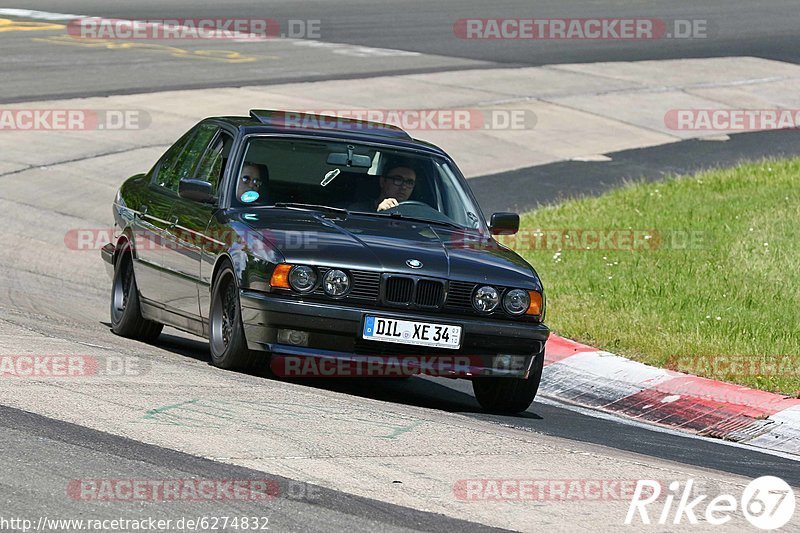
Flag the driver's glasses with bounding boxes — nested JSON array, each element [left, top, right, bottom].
[[241, 175, 261, 187], [388, 175, 416, 188]]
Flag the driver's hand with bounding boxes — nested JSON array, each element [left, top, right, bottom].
[[377, 198, 399, 211]]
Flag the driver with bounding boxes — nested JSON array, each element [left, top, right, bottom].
[[349, 165, 417, 212], [376, 166, 416, 211]]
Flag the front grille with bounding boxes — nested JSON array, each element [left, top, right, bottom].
[[416, 279, 444, 308], [297, 269, 537, 322], [385, 276, 414, 304], [349, 270, 381, 300], [446, 280, 476, 311], [382, 275, 444, 309]]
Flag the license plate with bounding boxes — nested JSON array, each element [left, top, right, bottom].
[[362, 316, 462, 349]]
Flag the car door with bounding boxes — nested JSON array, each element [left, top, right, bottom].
[[132, 127, 197, 306], [159, 123, 230, 331]]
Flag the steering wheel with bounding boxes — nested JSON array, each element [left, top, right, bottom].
[[394, 200, 429, 208], [384, 200, 458, 225]]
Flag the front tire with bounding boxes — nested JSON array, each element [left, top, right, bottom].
[[209, 263, 258, 370], [472, 349, 544, 414], [110, 248, 163, 342]]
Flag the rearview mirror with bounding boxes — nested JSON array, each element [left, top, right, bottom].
[[489, 212, 519, 235], [327, 144, 373, 168], [179, 178, 215, 203], [326, 152, 373, 168]]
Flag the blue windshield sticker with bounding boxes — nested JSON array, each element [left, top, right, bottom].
[[240, 191, 259, 203]]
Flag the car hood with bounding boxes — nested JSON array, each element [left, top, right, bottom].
[[233, 209, 540, 288]]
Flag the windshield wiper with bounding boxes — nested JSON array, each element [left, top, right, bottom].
[[273, 203, 349, 219], [355, 211, 463, 230]]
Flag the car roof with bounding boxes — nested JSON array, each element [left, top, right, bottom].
[[210, 110, 449, 156]]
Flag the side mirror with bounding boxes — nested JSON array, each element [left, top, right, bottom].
[[489, 212, 519, 235], [179, 178, 215, 203]]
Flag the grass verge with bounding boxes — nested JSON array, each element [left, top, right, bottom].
[[513, 158, 799, 396]]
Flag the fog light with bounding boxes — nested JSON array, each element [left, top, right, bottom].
[[492, 354, 527, 372], [278, 329, 309, 346]]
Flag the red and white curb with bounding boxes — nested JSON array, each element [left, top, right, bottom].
[[542, 335, 800, 456]]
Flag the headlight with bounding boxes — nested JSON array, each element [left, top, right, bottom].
[[473, 285, 499, 312], [323, 269, 350, 297], [503, 288, 530, 315], [288, 265, 317, 292]]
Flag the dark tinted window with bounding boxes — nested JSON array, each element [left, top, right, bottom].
[[194, 130, 233, 195], [153, 129, 193, 190], [156, 123, 219, 192], [236, 138, 486, 231]]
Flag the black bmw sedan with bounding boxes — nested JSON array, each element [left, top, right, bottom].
[[102, 110, 549, 413]]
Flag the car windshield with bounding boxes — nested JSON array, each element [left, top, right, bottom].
[[232, 137, 486, 231]]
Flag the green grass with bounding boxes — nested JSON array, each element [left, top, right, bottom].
[[513, 158, 800, 396]]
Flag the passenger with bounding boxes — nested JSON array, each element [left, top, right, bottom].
[[236, 162, 268, 202]]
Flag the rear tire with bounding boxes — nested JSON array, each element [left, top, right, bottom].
[[209, 263, 259, 371], [110, 248, 163, 342], [472, 349, 544, 414]]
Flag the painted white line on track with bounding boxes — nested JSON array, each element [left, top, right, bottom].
[[76, 341, 113, 350], [0, 8, 87, 20]]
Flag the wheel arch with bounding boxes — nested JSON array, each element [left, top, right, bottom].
[[113, 228, 136, 267], [210, 253, 235, 288]]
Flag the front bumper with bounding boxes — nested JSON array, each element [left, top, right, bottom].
[[240, 290, 550, 379], [101, 242, 115, 278]]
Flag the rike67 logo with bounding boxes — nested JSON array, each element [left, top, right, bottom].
[[626, 476, 796, 529]]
